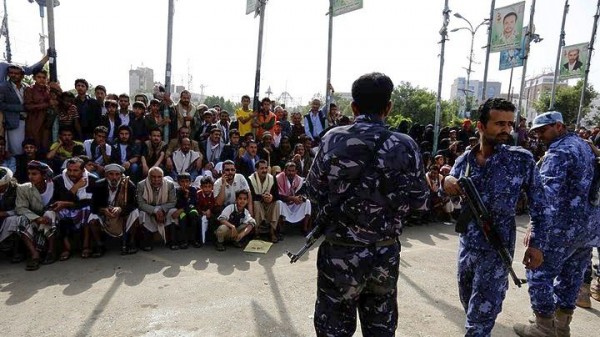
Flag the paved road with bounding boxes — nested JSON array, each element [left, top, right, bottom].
[[1, 216, 599, 336]]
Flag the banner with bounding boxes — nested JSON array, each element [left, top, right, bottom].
[[246, 0, 258, 15], [499, 26, 527, 70], [559, 43, 588, 80], [333, 0, 363, 17], [490, 1, 525, 53]]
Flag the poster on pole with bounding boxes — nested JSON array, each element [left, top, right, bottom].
[[499, 26, 527, 70], [490, 1, 525, 53], [559, 42, 588, 80], [246, 0, 258, 15], [333, 0, 363, 17]]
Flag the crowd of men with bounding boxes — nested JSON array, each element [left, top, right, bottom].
[[0, 59, 356, 272], [1, 57, 600, 337]]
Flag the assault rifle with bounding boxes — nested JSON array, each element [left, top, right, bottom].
[[457, 177, 525, 287], [286, 222, 323, 263]]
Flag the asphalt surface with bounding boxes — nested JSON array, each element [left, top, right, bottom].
[[1, 216, 599, 337]]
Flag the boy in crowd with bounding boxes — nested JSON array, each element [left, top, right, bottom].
[[171, 173, 201, 249], [215, 190, 255, 251], [196, 176, 217, 245]]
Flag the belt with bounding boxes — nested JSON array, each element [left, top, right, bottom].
[[325, 238, 398, 248]]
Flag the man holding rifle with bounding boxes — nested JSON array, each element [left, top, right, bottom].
[[444, 98, 549, 337], [513, 111, 596, 337], [306, 72, 428, 337]]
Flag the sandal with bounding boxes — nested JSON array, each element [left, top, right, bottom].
[[81, 248, 92, 259], [59, 251, 71, 261], [215, 242, 225, 251], [91, 246, 106, 258], [41, 254, 56, 265], [25, 258, 40, 271]]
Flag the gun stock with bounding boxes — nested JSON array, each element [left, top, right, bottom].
[[457, 177, 525, 288]]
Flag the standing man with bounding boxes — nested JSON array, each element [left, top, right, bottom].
[[235, 95, 254, 138], [174, 90, 195, 130], [514, 111, 596, 337], [0, 65, 29, 155], [304, 98, 326, 144], [444, 98, 549, 336], [73, 79, 101, 140], [307, 73, 429, 336]]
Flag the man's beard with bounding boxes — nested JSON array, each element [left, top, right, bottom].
[[108, 179, 120, 189], [485, 132, 512, 146]]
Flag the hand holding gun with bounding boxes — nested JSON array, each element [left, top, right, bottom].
[[457, 177, 525, 287], [286, 222, 323, 263]]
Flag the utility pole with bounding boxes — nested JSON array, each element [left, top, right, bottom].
[[434, 0, 450, 155], [482, 0, 496, 101], [550, 0, 569, 110], [252, 0, 267, 112], [46, 0, 57, 82], [576, 0, 600, 127], [2, 0, 11, 63], [324, 0, 334, 127], [516, 0, 538, 139]]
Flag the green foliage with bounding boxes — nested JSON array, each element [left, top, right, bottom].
[[388, 81, 459, 127], [203, 95, 237, 114], [532, 80, 598, 125], [386, 114, 412, 128]]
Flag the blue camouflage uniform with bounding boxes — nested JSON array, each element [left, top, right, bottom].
[[307, 114, 429, 337], [526, 132, 596, 316], [450, 144, 550, 337]]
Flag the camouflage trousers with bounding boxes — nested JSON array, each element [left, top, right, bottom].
[[526, 239, 591, 316], [458, 244, 512, 337], [314, 241, 400, 337]]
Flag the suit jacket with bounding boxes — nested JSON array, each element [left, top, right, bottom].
[[53, 174, 98, 209], [0, 81, 29, 130], [16, 182, 53, 221], [92, 178, 137, 217], [563, 60, 583, 71], [110, 142, 141, 164]]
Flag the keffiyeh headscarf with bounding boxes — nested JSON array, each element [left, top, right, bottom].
[[0, 167, 13, 186], [27, 161, 54, 182]]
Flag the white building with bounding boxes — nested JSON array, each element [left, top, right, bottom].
[[450, 77, 502, 117], [129, 67, 155, 97]]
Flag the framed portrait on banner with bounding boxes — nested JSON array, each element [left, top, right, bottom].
[[491, 1, 526, 53], [559, 43, 588, 80]]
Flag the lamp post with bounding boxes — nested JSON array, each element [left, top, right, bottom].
[[451, 13, 488, 117], [28, 0, 60, 82]]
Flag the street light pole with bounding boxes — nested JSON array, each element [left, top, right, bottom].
[[550, 0, 569, 110], [46, 0, 57, 82], [452, 14, 488, 117], [433, 0, 451, 155]]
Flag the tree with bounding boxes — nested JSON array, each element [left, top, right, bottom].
[[532, 80, 598, 125], [388, 82, 460, 127], [202, 95, 237, 114]]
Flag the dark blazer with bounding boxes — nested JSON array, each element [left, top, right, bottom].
[[563, 60, 583, 71], [0, 81, 29, 130], [52, 174, 98, 209], [92, 178, 137, 217], [100, 114, 123, 143], [110, 142, 141, 165], [0, 179, 18, 212]]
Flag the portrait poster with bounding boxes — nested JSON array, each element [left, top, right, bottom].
[[499, 26, 527, 70], [491, 1, 525, 53], [559, 42, 588, 80], [333, 0, 363, 17]]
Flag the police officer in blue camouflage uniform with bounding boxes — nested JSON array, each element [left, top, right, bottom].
[[514, 111, 596, 337], [444, 98, 549, 337], [307, 72, 429, 337]]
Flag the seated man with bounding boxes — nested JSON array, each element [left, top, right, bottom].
[[169, 137, 203, 181], [141, 127, 167, 178], [276, 162, 311, 234], [0, 167, 23, 262], [46, 126, 84, 174], [238, 140, 260, 177], [215, 190, 256, 251], [52, 157, 97, 260], [164, 126, 200, 172], [200, 127, 225, 177], [248, 160, 280, 242], [90, 164, 139, 256], [211, 160, 252, 214], [219, 129, 242, 163], [110, 125, 141, 182], [15, 161, 57, 270], [83, 126, 112, 176], [136, 167, 176, 251], [15, 139, 43, 183]]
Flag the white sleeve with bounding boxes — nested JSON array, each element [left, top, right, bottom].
[[218, 204, 233, 221]]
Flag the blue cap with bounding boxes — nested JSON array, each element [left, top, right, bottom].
[[530, 111, 564, 130]]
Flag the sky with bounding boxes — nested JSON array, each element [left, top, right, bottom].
[[2, 0, 599, 106]]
